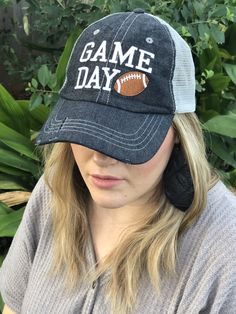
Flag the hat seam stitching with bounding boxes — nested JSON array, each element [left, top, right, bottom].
[[43, 116, 166, 150], [145, 14, 176, 113], [95, 12, 135, 103], [162, 24, 176, 113], [44, 115, 158, 141], [48, 99, 160, 138], [105, 13, 140, 105], [45, 115, 153, 138]]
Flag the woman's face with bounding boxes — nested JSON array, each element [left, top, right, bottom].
[[70, 127, 177, 211]]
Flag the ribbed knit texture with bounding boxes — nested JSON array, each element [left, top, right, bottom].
[[0, 175, 236, 313]]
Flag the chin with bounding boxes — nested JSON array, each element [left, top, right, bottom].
[[94, 199, 125, 209], [90, 193, 127, 209]]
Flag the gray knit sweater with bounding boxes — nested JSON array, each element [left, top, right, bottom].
[[0, 175, 236, 314]]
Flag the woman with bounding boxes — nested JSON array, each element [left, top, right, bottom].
[[1, 9, 236, 314]]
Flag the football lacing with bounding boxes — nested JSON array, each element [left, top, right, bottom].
[[121, 73, 142, 84]]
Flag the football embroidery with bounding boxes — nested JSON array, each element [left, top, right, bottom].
[[114, 71, 149, 96]]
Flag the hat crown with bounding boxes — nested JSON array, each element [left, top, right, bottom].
[[60, 11, 196, 114]]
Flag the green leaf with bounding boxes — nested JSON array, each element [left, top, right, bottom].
[[206, 135, 236, 168], [108, 0, 130, 13], [38, 65, 51, 87], [0, 122, 39, 161], [0, 289, 4, 310], [110, 0, 125, 13], [55, 26, 82, 91], [0, 174, 27, 190], [210, 24, 225, 44], [181, 4, 190, 21], [0, 147, 38, 175], [43, 93, 53, 106], [0, 163, 28, 177], [0, 84, 30, 137], [228, 168, 236, 188], [210, 5, 226, 18], [31, 78, 38, 89], [0, 200, 12, 215], [29, 106, 49, 130], [193, 1, 204, 18], [47, 73, 57, 90], [225, 24, 236, 55], [207, 56, 219, 71], [0, 207, 24, 237], [201, 93, 221, 112], [219, 49, 234, 60], [84, 11, 106, 25], [223, 63, 236, 85], [207, 73, 231, 92], [18, 100, 49, 130], [29, 93, 43, 111], [204, 115, 236, 137], [128, 0, 150, 11], [17, 100, 49, 131], [0, 254, 6, 270], [180, 26, 191, 37], [198, 41, 221, 72], [198, 24, 210, 39], [188, 24, 198, 41], [93, 0, 106, 9], [198, 109, 219, 123]]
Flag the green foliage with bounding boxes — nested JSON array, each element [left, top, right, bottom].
[[0, 0, 105, 82], [0, 84, 47, 262], [55, 26, 83, 90], [0, 85, 47, 311], [26, 65, 59, 110], [204, 115, 236, 138], [0, 202, 24, 237], [0, 84, 45, 181]]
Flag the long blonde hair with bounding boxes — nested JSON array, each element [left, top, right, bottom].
[[38, 112, 219, 313]]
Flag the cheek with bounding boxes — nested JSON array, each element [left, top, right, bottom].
[[132, 144, 174, 185], [132, 161, 163, 187], [70, 145, 89, 170]]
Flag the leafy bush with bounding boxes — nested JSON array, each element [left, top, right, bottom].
[[0, 84, 49, 309], [0, 0, 105, 82], [0, 83, 48, 234]]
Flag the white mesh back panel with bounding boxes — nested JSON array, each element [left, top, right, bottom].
[[147, 14, 196, 113]]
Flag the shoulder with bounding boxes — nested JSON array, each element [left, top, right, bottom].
[[207, 179, 236, 209], [176, 181, 236, 312], [204, 180, 236, 234], [27, 174, 52, 216], [179, 180, 236, 263], [20, 174, 52, 239], [0, 175, 53, 312], [198, 180, 236, 246]]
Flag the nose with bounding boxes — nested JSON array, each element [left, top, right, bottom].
[[92, 150, 118, 167]]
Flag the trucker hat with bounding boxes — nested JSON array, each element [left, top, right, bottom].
[[35, 8, 196, 164]]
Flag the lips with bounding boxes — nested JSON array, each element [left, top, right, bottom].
[[92, 174, 122, 180], [90, 174, 124, 188]]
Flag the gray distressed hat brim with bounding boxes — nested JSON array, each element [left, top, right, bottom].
[[35, 98, 174, 164]]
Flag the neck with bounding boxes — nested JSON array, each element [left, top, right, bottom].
[[88, 199, 156, 262], [88, 198, 155, 229]]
